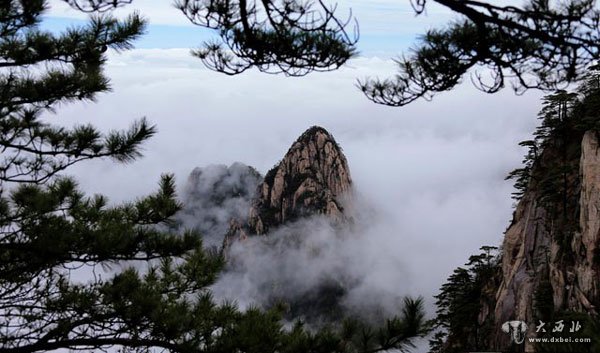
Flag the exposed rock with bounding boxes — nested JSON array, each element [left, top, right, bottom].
[[489, 187, 552, 350], [575, 131, 600, 306], [216, 126, 355, 323], [479, 130, 600, 351], [222, 218, 248, 249], [224, 126, 353, 246], [248, 126, 353, 235]]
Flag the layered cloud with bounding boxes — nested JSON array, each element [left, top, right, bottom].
[[48, 47, 544, 352]]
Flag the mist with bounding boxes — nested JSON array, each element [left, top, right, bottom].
[[174, 127, 517, 328], [176, 163, 262, 248], [52, 49, 544, 352], [28, 4, 564, 352], [178, 162, 420, 324]]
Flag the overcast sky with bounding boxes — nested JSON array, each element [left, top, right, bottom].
[[44, 1, 545, 350]]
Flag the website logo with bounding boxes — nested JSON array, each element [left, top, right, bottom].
[[501, 320, 528, 344]]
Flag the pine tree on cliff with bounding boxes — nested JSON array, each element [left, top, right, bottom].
[[429, 246, 499, 353], [535, 91, 579, 220], [435, 70, 600, 353], [577, 64, 600, 131], [0, 2, 426, 353], [506, 90, 579, 207]]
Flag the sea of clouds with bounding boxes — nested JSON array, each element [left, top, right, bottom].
[[35, 2, 557, 351], [46, 47, 544, 351]]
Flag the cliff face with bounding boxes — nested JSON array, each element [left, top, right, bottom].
[[224, 126, 353, 246], [480, 130, 600, 351], [575, 131, 600, 307]]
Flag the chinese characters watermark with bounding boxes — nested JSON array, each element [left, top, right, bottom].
[[535, 320, 581, 333], [502, 320, 586, 345]]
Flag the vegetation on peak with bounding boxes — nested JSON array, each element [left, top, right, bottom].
[[429, 246, 501, 353], [433, 67, 600, 353], [506, 67, 600, 207], [297, 125, 332, 140]]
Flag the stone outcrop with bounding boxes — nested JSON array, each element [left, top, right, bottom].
[[219, 126, 354, 323], [223, 126, 353, 245], [575, 131, 600, 307], [248, 126, 352, 234], [480, 130, 600, 351]]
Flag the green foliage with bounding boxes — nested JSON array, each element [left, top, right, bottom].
[[506, 89, 580, 205], [429, 246, 500, 353], [505, 140, 538, 201], [504, 75, 600, 260], [339, 297, 429, 353], [0, 0, 148, 183], [0, 3, 428, 353], [0, 174, 201, 282], [575, 65, 600, 132], [176, 0, 357, 76], [505, 71, 600, 222]]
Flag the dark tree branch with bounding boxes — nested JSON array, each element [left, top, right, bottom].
[[176, 0, 359, 75], [62, 0, 134, 13], [359, 0, 600, 105]]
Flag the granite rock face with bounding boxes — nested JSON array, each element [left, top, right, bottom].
[[575, 131, 600, 308], [248, 126, 352, 234], [480, 131, 600, 351], [224, 126, 353, 246]]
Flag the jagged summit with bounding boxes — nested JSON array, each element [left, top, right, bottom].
[[248, 125, 352, 235], [224, 126, 353, 246], [294, 126, 337, 145]]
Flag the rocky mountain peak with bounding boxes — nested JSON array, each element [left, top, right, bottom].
[[223, 126, 353, 246], [247, 126, 353, 235]]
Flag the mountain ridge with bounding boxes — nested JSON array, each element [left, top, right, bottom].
[[224, 125, 353, 246], [434, 84, 600, 353]]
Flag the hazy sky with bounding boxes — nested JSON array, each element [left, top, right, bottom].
[[44, 1, 545, 350], [45, 0, 457, 53]]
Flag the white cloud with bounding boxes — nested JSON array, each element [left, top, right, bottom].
[[46, 48, 543, 351], [47, 0, 193, 26], [45, 0, 455, 39]]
